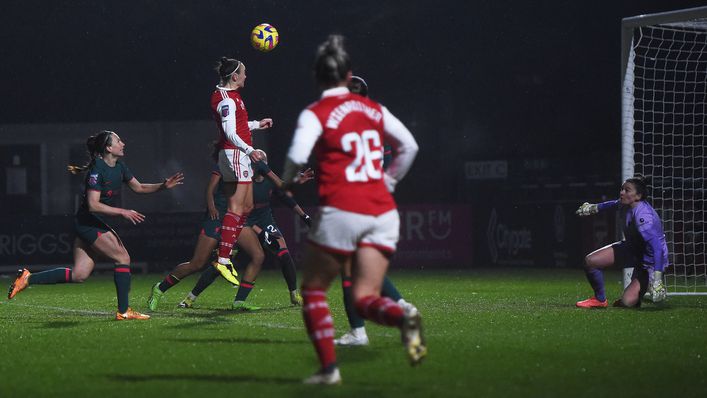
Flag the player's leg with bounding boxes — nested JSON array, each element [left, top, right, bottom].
[[576, 242, 618, 308], [274, 237, 302, 305], [616, 266, 649, 308], [8, 237, 91, 299], [214, 150, 253, 283], [180, 264, 220, 308], [301, 244, 345, 385], [231, 227, 264, 311], [335, 260, 368, 346], [149, 234, 218, 310], [92, 232, 148, 320]]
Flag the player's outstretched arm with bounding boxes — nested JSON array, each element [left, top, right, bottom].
[[575, 202, 598, 217], [126, 173, 184, 194]]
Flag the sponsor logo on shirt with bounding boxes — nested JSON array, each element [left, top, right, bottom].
[[88, 173, 99, 186]]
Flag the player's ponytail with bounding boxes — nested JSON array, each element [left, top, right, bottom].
[[67, 130, 114, 175], [217, 56, 242, 83], [314, 34, 351, 88], [626, 175, 650, 201]]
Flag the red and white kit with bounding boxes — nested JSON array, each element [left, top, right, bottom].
[[286, 87, 418, 254], [211, 87, 264, 183]]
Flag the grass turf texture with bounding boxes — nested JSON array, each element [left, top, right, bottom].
[[0, 269, 705, 398]]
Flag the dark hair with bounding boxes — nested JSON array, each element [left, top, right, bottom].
[[217, 56, 242, 82], [67, 130, 114, 174], [349, 75, 368, 97], [625, 175, 649, 201], [314, 35, 351, 88]]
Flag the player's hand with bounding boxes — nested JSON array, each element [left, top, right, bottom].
[[297, 168, 315, 184], [259, 118, 274, 129], [122, 209, 146, 225], [301, 214, 312, 227], [383, 173, 397, 193], [163, 172, 185, 189], [208, 205, 220, 220], [649, 270, 667, 302], [250, 149, 266, 162], [575, 202, 598, 216]]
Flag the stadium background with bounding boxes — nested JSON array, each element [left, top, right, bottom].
[[1, 0, 705, 271]]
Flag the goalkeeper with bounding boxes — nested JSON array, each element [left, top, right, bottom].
[[575, 176, 668, 308]]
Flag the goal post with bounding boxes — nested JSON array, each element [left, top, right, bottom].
[[621, 6, 707, 295]]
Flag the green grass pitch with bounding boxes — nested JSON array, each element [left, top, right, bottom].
[[1, 268, 705, 397]]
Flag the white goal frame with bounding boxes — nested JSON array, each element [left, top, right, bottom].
[[621, 6, 707, 295]]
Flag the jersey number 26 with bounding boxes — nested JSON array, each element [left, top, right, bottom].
[[341, 130, 383, 182]]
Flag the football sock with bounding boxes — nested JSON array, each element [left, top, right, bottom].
[[355, 295, 404, 327], [234, 281, 255, 302], [158, 274, 180, 293], [585, 268, 606, 301], [28, 268, 72, 284], [114, 264, 131, 313], [192, 266, 219, 296], [341, 276, 365, 329], [381, 276, 402, 301], [302, 287, 337, 371], [278, 249, 298, 291], [218, 211, 246, 260]]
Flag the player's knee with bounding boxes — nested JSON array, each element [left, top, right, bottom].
[[251, 250, 265, 265], [116, 254, 131, 265], [584, 254, 597, 269], [72, 272, 90, 283]]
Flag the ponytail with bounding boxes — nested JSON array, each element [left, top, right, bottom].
[[314, 35, 351, 88], [67, 130, 114, 174]]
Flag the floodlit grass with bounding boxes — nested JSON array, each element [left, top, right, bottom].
[[0, 268, 705, 397]]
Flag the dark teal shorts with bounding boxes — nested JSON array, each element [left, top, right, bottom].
[[74, 213, 112, 245]]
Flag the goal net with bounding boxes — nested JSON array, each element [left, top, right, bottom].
[[622, 6, 707, 295]]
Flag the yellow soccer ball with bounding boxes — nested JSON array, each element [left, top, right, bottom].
[[251, 23, 279, 52]]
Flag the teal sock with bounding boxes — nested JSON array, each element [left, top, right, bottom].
[[29, 268, 72, 284], [235, 281, 254, 302], [342, 276, 365, 329], [114, 264, 131, 313], [381, 276, 402, 301]]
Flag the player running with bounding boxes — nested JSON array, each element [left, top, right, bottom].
[[8, 130, 184, 320], [174, 154, 314, 310], [281, 35, 423, 385], [210, 56, 272, 285], [335, 75, 418, 346], [575, 176, 669, 308]]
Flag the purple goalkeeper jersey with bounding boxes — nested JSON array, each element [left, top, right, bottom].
[[597, 199, 669, 272]]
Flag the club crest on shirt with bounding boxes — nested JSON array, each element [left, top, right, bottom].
[[88, 173, 99, 186], [221, 105, 230, 117]]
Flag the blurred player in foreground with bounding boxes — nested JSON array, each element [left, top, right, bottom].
[[281, 35, 423, 385], [575, 176, 668, 308], [8, 130, 183, 320], [334, 75, 417, 346]]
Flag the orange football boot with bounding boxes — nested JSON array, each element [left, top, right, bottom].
[[576, 296, 608, 308], [8, 268, 31, 299], [115, 307, 151, 320]]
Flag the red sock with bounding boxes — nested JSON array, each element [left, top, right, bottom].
[[218, 211, 246, 259], [302, 287, 336, 370], [355, 295, 404, 327]]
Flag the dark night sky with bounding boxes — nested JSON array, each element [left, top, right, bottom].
[[2, 0, 706, 199]]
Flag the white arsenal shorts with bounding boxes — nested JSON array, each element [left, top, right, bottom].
[[218, 149, 252, 183], [308, 206, 400, 255]]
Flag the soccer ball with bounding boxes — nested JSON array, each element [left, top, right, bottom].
[[251, 23, 279, 52]]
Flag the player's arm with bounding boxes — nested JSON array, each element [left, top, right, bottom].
[[206, 171, 221, 220], [265, 168, 314, 190], [282, 109, 322, 187], [248, 118, 274, 130], [381, 106, 419, 193], [218, 97, 255, 155], [272, 187, 312, 227], [638, 218, 669, 301], [86, 189, 145, 225], [575, 199, 620, 216], [126, 173, 184, 194]]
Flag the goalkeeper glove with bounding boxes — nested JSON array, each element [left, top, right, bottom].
[[649, 270, 667, 303], [576, 202, 598, 216], [301, 214, 312, 227]]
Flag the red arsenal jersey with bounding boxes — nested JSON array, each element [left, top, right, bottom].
[[211, 88, 252, 150]]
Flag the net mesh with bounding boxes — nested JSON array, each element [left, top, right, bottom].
[[628, 22, 707, 294]]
